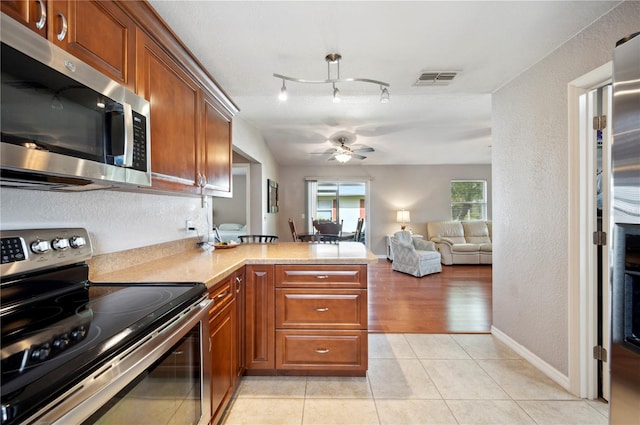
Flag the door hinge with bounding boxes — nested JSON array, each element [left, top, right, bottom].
[[593, 230, 607, 246], [593, 345, 608, 362], [593, 115, 607, 131]]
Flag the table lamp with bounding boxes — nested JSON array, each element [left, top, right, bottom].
[[396, 209, 411, 230]]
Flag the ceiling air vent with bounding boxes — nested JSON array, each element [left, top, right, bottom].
[[414, 71, 458, 86]]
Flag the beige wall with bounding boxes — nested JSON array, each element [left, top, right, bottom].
[[278, 164, 491, 255], [492, 1, 639, 376], [230, 117, 280, 236], [213, 173, 247, 226]]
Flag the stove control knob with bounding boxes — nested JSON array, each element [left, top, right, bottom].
[[70, 326, 87, 341], [30, 239, 51, 254], [53, 335, 70, 350], [69, 236, 86, 249], [51, 238, 70, 251], [31, 344, 51, 361]]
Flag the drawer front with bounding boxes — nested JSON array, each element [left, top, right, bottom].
[[208, 276, 234, 318], [275, 265, 367, 288], [276, 331, 367, 372], [275, 289, 367, 329]]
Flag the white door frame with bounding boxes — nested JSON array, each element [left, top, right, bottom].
[[567, 62, 612, 398]]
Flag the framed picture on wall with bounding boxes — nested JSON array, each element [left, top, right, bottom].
[[268, 179, 279, 213]]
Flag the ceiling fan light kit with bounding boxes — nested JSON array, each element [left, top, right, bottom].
[[274, 53, 390, 103]]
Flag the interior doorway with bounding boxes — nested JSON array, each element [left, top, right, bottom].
[[568, 63, 612, 400]]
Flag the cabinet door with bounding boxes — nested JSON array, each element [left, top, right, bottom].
[[210, 301, 235, 424], [245, 265, 275, 372], [234, 268, 246, 382], [136, 28, 200, 194], [1, 0, 47, 37], [201, 92, 232, 196], [47, 1, 135, 90]]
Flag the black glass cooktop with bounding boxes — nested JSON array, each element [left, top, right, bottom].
[[0, 264, 206, 425]]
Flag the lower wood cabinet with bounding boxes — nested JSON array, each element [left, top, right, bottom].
[[209, 299, 234, 423], [244, 265, 275, 372], [208, 266, 244, 425], [245, 264, 368, 377]]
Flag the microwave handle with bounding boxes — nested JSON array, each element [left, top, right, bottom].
[[122, 103, 134, 168]]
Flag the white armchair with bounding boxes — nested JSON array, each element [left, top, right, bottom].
[[389, 231, 442, 277]]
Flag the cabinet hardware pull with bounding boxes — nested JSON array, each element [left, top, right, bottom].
[[315, 275, 329, 279], [56, 12, 68, 41], [35, 0, 46, 30], [315, 348, 330, 354], [315, 307, 329, 312], [235, 276, 242, 283], [216, 291, 229, 299]]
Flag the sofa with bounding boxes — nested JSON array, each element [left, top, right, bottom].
[[389, 231, 442, 277], [426, 220, 492, 265]]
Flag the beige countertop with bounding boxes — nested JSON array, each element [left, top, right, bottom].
[[91, 241, 377, 288]]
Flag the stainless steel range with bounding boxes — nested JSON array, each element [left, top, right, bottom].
[[0, 228, 212, 425]]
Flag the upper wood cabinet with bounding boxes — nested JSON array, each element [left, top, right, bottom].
[[2, 0, 135, 90], [2, 0, 237, 197], [201, 91, 232, 196], [2, 0, 48, 37], [135, 28, 201, 194]]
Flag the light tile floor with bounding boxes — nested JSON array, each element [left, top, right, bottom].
[[221, 334, 609, 425]]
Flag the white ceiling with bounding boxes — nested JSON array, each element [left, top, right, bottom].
[[148, 1, 618, 166]]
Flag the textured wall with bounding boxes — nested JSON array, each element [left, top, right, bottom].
[[492, 1, 639, 375], [278, 164, 492, 255], [0, 188, 211, 254], [213, 173, 247, 226]]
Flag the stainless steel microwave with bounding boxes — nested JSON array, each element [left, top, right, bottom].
[[0, 14, 151, 190]]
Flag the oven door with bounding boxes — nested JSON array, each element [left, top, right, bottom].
[[25, 296, 212, 425]]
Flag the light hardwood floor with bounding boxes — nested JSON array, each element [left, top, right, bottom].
[[368, 259, 492, 334]]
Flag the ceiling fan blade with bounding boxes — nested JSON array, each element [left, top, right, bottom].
[[352, 154, 367, 160], [311, 148, 336, 155], [352, 146, 375, 153]]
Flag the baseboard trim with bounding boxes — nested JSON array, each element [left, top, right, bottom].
[[491, 325, 570, 391]]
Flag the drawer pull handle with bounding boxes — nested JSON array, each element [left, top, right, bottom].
[[315, 275, 330, 279], [315, 348, 330, 354], [315, 307, 329, 312], [216, 291, 229, 299]]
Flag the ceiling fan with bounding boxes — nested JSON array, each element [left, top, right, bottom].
[[312, 136, 375, 163]]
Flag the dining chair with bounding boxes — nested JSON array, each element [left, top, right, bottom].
[[288, 218, 298, 241], [238, 235, 279, 243], [353, 217, 364, 242]]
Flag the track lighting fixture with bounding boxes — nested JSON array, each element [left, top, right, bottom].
[[278, 79, 288, 101], [332, 84, 341, 103], [274, 53, 390, 103], [380, 86, 390, 104]]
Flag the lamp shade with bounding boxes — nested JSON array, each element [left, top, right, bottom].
[[396, 209, 410, 224]]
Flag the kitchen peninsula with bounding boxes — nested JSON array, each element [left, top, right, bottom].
[[90, 241, 376, 424]]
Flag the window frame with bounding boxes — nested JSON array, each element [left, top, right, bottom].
[[450, 179, 488, 221]]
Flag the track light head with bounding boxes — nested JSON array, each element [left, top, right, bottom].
[[332, 84, 341, 103], [278, 80, 287, 101]]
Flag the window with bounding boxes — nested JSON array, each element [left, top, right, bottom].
[[451, 180, 487, 220]]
